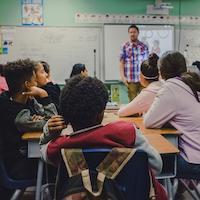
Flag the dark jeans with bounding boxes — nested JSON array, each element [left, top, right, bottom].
[[5, 157, 38, 180], [177, 155, 200, 180]]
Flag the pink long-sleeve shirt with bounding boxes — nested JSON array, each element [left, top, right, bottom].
[[0, 76, 8, 94], [144, 78, 200, 164], [118, 81, 162, 117]]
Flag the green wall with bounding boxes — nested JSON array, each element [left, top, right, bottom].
[[0, 0, 200, 26], [0, 0, 199, 103]]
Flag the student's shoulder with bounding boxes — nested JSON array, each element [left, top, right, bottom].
[[42, 82, 60, 93], [106, 120, 135, 131], [0, 92, 26, 117]]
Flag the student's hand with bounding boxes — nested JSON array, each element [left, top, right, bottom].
[[32, 114, 44, 121], [48, 115, 67, 135], [22, 86, 48, 98]]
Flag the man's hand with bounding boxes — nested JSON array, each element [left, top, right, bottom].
[[22, 86, 48, 98], [48, 115, 67, 135], [122, 76, 128, 87]]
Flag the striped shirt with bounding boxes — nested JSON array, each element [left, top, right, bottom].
[[120, 40, 149, 82]]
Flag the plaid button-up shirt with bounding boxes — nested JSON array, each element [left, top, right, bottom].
[[120, 40, 149, 82]]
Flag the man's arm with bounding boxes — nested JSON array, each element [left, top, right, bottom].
[[119, 44, 128, 86], [119, 59, 128, 86]]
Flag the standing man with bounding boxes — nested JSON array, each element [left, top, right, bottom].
[[119, 24, 149, 101]]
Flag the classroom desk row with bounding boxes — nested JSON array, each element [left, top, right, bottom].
[[103, 112, 180, 146], [22, 114, 179, 200]]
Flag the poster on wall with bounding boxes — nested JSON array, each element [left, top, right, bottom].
[[0, 27, 15, 55], [21, 0, 43, 25]]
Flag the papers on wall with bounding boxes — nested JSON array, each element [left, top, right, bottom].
[[21, 0, 43, 25]]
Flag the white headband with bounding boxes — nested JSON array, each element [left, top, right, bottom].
[[142, 74, 159, 80]]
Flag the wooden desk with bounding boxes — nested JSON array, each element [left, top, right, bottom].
[[22, 131, 179, 154], [103, 112, 180, 147], [145, 134, 179, 154], [103, 112, 178, 135]]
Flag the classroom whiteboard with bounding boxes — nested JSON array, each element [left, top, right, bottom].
[[104, 24, 174, 80], [175, 28, 200, 66], [0, 26, 102, 84]]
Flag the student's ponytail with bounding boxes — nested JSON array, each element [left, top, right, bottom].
[[181, 72, 200, 102], [141, 53, 159, 81]]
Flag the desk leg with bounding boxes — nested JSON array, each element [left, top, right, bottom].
[[166, 178, 173, 200], [35, 159, 44, 200]]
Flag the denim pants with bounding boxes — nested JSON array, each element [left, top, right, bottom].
[[177, 154, 200, 180]]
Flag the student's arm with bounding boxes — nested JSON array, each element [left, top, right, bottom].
[[118, 90, 148, 117], [25, 86, 58, 117], [144, 86, 176, 128], [134, 128, 163, 175], [15, 90, 57, 133], [33, 97, 57, 118], [40, 115, 67, 165], [15, 109, 48, 132], [40, 115, 67, 145]]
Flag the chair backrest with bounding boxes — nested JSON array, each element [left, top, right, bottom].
[[55, 149, 150, 200], [0, 159, 36, 190]]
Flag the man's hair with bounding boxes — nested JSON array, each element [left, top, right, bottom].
[[128, 24, 139, 32], [4, 59, 36, 95], [60, 76, 108, 128]]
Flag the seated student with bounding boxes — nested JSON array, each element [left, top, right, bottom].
[[40, 76, 167, 199], [65, 63, 88, 82], [0, 59, 57, 181], [118, 53, 162, 117], [40, 75, 163, 172], [192, 60, 200, 73], [70, 63, 88, 78], [35, 61, 60, 109], [144, 51, 200, 180], [0, 64, 8, 94]]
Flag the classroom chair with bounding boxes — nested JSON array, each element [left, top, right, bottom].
[[0, 159, 36, 200], [173, 178, 200, 200], [55, 148, 151, 200]]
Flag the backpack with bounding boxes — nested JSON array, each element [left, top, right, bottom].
[[55, 148, 157, 200]]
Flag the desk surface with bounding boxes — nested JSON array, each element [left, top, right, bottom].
[[22, 133, 179, 155], [103, 113, 179, 135], [145, 134, 179, 154]]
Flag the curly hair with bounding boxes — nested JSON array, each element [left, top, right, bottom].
[[4, 59, 36, 95], [60, 76, 108, 129]]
